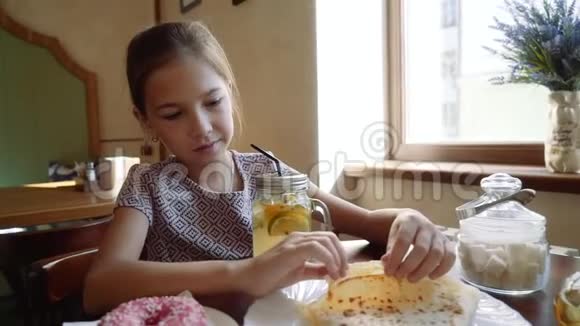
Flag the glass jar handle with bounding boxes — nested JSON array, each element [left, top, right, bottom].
[[311, 198, 333, 231]]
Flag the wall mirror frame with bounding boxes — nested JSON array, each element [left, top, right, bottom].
[[0, 6, 100, 158]]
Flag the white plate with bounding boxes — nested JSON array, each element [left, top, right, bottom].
[[63, 306, 235, 326], [244, 279, 531, 326], [204, 306, 237, 326]]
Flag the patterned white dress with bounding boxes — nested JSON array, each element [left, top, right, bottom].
[[116, 151, 288, 262]]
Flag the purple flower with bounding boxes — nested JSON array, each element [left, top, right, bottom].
[[488, 0, 580, 90]]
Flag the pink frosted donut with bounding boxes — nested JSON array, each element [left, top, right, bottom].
[[99, 296, 209, 326]]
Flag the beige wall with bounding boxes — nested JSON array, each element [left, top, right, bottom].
[[161, 0, 319, 175], [1, 0, 318, 169], [0, 0, 159, 162], [346, 176, 580, 250], [3, 1, 577, 249]]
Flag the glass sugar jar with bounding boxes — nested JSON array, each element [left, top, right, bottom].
[[455, 173, 549, 295]]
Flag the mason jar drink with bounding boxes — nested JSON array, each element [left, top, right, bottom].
[[252, 173, 333, 256]]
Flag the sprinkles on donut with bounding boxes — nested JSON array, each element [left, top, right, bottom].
[[99, 296, 209, 326]]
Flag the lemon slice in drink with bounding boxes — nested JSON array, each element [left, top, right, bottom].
[[264, 204, 291, 220], [268, 207, 310, 236]]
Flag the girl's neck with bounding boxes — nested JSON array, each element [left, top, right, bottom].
[[185, 151, 238, 192]]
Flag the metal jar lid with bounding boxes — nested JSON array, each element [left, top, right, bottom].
[[255, 173, 309, 194]]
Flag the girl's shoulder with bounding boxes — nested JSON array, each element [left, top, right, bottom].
[[124, 157, 186, 185], [235, 151, 272, 165], [115, 159, 181, 225], [233, 151, 295, 176]]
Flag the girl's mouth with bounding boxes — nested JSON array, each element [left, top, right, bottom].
[[194, 139, 220, 152]]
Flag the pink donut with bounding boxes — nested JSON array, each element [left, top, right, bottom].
[[99, 296, 209, 326]]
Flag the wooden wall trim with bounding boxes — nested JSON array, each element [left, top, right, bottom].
[[395, 144, 545, 166], [100, 138, 144, 143], [386, 0, 405, 159], [0, 6, 100, 157], [343, 161, 580, 194], [385, 0, 545, 166], [154, 0, 162, 24], [154, 0, 169, 161]]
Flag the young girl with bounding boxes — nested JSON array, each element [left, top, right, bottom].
[[83, 22, 456, 315]]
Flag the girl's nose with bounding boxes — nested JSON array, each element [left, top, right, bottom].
[[188, 109, 213, 138]]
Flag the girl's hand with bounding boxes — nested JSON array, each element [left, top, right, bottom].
[[381, 210, 456, 283], [239, 231, 348, 297]]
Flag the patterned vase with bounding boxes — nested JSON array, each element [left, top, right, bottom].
[[545, 91, 580, 173]]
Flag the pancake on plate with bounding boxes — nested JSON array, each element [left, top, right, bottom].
[[300, 261, 480, 325]]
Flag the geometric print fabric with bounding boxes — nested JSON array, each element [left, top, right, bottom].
[[116, 151, 289, 262]]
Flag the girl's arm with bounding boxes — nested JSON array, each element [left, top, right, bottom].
[[309, 182, 407, 246], [84, 207, 347, 315], [83, 207, 248, 315]]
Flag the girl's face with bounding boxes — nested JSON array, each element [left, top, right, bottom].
[[140, 55, 234, 169]]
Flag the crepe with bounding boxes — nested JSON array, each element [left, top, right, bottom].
[[300, 261, 479, 325]]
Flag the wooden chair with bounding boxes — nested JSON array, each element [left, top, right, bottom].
[[0, 216, 110, 295], [0, 216, 110, 268], [26, 248, 99, 326], [0, 216, 110, 325]]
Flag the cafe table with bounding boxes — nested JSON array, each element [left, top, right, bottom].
[[194, 239, 580, 325], [0, 184, 114, 229], [0, 184, 113, 292]]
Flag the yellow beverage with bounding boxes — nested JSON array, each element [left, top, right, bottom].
[[555, 272, 580, 326], [252, 202, 311, 256]]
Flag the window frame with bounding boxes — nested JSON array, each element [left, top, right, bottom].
[[386, 0, 544, 166]]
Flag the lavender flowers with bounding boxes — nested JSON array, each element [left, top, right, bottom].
[[488, 0, 580, 91]]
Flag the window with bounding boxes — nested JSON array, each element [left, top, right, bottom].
[[441, 0, 458, 28], [388, 0, 548, 165], [316, 0, 385, 191]]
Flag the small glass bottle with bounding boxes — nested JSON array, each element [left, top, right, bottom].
[[84, 161, 96, 193], [455, 173, 549, 295]]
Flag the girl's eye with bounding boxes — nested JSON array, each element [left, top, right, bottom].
[[206, 97, 223, 107], [163, 112, 181, 120]]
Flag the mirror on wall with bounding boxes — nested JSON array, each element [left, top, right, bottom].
[[0, 6, 99, 187]]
